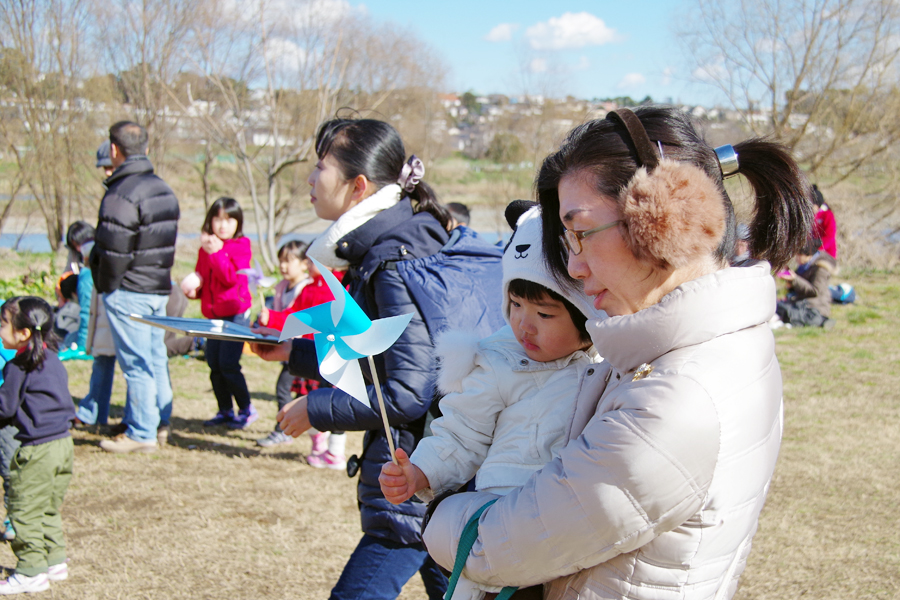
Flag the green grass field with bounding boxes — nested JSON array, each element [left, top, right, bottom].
[[0, 254, 896, 599]]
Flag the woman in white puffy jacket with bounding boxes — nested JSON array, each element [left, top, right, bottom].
[[419, 107, 816, 600], [381, 205, 601, 600]]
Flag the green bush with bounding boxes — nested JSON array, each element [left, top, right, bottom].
[[0, 268, 57, 301]]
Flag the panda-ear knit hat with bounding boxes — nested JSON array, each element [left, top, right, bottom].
[[502, 204, 598, 323]]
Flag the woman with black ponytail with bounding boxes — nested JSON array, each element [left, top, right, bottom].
[[0, 297, 75, 593], [252, 118, 482, 600]]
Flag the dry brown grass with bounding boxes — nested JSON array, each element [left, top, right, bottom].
[[0, 266, 897, 599], [737, 271, 900, 599], [0, 354, 427, 599]]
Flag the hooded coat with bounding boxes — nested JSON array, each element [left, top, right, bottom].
[[789, 251, 837, 318], [423, 262, 783, 600]]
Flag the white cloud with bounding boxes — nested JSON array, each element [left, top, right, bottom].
[[265, 37, 309, 75], [755, 37, 787, 54], [693, 61, 727, 83], [221, 0, 362, 34], [525, 12, 619, 51], [485, 23, 519, 42], [530, 58, 548, 73], [617, 72, 646, 90], [661, 66, 674, 86]]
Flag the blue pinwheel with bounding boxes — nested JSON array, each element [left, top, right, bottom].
[[278, 258, 413, 409]]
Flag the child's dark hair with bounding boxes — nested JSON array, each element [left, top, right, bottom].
[[800, 237, 821, 256], [314, 118, 450, 229], [65, 221, 95, 253], [507, 279, 591, 344], [278, 240, 309, 262], [1, 297, 58, 372], [202, 197, 244, 238], [59, 273, 78, 302]]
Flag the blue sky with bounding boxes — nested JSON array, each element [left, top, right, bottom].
[[356, 0, 714, 105]]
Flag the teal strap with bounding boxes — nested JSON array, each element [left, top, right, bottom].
[[495, 587, 518, 600], [443, 499, 518, 600]]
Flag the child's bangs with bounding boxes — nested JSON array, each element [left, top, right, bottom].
[[508, 278, 564, 304]]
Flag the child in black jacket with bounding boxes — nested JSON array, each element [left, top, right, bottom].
[[0, 297, 75, 594]]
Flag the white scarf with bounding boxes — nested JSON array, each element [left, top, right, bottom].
[[306, 184, 403, 270]]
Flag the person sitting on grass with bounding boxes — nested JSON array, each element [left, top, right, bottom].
[[774, 237, 837, 329], [58, 221, 96, 358], [0, 297, 75, 594]]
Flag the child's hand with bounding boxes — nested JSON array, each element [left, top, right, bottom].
[[277, 396, 311, 437], [180, 272, 202, 299], [200, 232, 224, 254], [250, 340, 291, 361], [259, 306, 269, 326], [379, 448, 428, 505]]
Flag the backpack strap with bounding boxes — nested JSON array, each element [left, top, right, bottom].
[[444, 499, 517, 600]]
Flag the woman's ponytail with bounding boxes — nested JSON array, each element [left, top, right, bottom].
[[732, 138, 816, 269]]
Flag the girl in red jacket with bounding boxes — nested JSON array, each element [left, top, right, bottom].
[[184, 197, 257, 429], [255, 241, 348, 468]]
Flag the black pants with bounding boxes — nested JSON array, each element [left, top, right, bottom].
[[206, 313, 251, 413], [272, 366, 294, 432], [776, 300, 826, 327]]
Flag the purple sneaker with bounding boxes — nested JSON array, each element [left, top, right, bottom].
[[203, 410, 236, 427], [228, 405, 259, 430]]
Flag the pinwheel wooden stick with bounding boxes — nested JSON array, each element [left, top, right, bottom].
[[368, 355, 398, 463]]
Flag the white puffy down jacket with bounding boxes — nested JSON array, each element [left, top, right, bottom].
[[423, 262, 783, 600], [412, 326, 600, 498]]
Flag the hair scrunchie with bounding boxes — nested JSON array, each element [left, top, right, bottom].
[[397, 155, 425, 192]]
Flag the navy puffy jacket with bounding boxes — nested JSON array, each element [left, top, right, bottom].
[[289, 200, 476, 544]]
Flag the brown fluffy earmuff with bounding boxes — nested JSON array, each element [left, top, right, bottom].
[[620, 159, 725, 269]]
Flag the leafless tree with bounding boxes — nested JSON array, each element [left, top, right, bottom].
[[681, 0, 900, 186], [165, 0, 447, 269], [94, 0, 195, 175], [0, 0, 94, 250], [1, 0, 450, 258]]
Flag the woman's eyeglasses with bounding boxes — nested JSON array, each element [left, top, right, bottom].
[[561, 220, 623, 255]]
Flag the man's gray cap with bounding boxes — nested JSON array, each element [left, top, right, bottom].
[[96, 140, 113, 168]]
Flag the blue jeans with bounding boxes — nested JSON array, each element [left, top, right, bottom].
[[103, 290, 172, 442], [329, 534, 448, 600], [74, 355, 116, 425], [205, 312, 251, 414]]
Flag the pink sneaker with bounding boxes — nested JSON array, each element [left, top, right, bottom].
[[306, 450, 347, 470], [309, 432, 328, 457]]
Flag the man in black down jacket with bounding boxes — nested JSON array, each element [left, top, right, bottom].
[[91, 121, 180, 454]]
